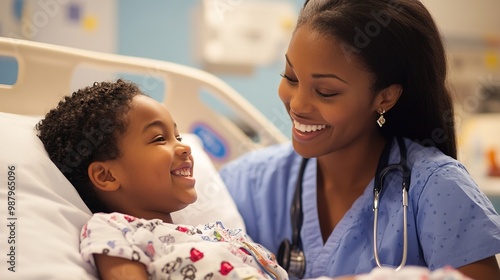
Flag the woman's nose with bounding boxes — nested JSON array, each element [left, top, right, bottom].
[[289, 86, 314, 115]]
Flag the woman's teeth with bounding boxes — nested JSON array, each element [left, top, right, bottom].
[[173, 168, 191, 177], [293, 120, 327, 133]]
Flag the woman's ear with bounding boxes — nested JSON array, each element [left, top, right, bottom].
[[88, 162, 120, 192], [373, 84, 403, 112]]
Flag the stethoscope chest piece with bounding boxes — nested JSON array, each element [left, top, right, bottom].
[[277, 239, 306, 278]]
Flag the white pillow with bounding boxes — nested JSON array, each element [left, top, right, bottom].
[[0, 112, 244, 280]]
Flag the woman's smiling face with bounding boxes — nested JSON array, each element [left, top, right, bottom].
[[278, 24, 380, 158]]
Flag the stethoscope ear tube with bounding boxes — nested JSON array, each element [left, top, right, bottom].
[[373, 137, 411, 270], [291, 158, 308, 248], [278, 157, 309, 278], [373, 189, 409, 270]]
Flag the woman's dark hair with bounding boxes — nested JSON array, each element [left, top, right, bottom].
[[36, 79, 145, 213], [298, 0, 457, 158]]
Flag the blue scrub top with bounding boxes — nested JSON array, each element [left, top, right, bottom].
[[219, 138, 500, 279]]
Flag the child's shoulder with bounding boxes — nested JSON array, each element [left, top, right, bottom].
[[86, 212, 161, 228]]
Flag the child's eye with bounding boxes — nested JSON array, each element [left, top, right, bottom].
[[153, 135, 166, 142], [280, 72, 298, 84], [175, 135, 183, 142]]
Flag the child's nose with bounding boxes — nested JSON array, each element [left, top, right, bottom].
[[177, 143, 191, 157]]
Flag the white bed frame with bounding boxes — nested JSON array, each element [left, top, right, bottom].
[[0, 37, 288, 168]]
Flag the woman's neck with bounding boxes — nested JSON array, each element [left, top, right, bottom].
[[316, 135, 387, 193]]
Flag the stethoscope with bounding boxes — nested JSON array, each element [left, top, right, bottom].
[[277, 137, 411, 278]]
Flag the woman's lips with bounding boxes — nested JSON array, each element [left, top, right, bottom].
[[292, 119, 329, 142]]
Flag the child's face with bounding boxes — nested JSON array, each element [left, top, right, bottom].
[[106, 95, 197, 220]]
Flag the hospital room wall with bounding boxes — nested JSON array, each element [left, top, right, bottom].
[[117, 0, 301, 138], [0, 0, 300, 136]]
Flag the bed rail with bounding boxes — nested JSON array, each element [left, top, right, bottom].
[[0, 37, 288, 168]]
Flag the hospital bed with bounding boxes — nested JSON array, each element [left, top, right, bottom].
[[0, 37, 287, 279]]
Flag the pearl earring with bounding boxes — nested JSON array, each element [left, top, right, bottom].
[[377, 109, 386, 127]]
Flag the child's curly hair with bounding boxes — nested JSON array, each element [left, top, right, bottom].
[[36, 79, 145, 213]]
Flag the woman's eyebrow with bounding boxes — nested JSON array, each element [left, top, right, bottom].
[[285, 54, 349, 84], [311, 73, 349, 84]]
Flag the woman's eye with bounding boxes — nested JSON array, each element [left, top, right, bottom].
[[280, 72, 298, 84], [315, 89, 339, 98]]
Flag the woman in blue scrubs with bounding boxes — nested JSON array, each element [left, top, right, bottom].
[[219, 0, 500, 279]]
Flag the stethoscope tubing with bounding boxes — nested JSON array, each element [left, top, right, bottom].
[[373, 137, 411, 269], [280, 137, 411, 276], [373, 187, 409, 270]]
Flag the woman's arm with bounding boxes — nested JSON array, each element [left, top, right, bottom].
[[457, 256, 500, 280], [94, 254, 149, 280]]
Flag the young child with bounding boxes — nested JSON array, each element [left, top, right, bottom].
[[36, 79, 288, 280]]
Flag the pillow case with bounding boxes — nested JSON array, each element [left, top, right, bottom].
[[0, 112, 244, 280]]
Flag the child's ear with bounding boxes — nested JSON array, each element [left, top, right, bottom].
[[88, 162, 120, 192]]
